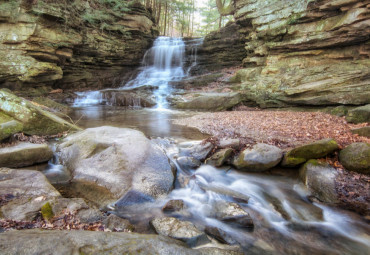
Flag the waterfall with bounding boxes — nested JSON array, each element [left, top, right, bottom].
[[123, 37, 186, 109]]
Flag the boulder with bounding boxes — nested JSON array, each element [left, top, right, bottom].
[[100, 89, 156, 107], [0, 168, 61, 221], [351, 126, 370, 138], [32, 97, 72, 115], [281, 139, 339, 167], [213, 202, 254, 229], [0, 142, 53, 168], [150, 217, 209, 247], [0, 229, 198, 254], [0, 89, 81, 136], [0, 119, 23, 141], [218, 139, 240, 149], [339, 143, 370, 174], [204, 226, 237, 245], [232, 143, 283, 172], [103, 214, 135, 232], [346, 104, 370, 124], [170, 92, 243, 111], [299, 160, 339, 204], [162, 199, 186, 212], [179, 141, 215, 161], [57, 126, 174, 207], [206, 148, 233, 167], [176, 156, 201, 170]]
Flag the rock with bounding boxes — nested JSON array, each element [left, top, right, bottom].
[[76, 208, 104, 224], [179, 141, 215, 161], [346, 104, 370, 123], [204, 226, 237, 245], [103, 214, 135, 232], [0, 142, 53, 168], [100, 89, 156, 107], [281, 139, 339, 167], [0, 90, 81, 136], [150, 217, 209, 247], [170, 92, 243, 111], [0, 229, 199, 254], [176, 156, 201, 170], [162, 199, 186, 212], [57, 126, 174, 207], [232, 143, 283, 172], [299, 160, 339, 204], [206, 148, 233, 167], [351, 126, 370, 138], [40, 202, 54, 221], [32, 97, 72, 115], [0, 168, 61, 221], [0, 119, 23, 141], [114, 190, 154, 209], [218, 139, 240, 149], [0, 1, 157, 90], [213, 202, 254, 229], [325, 106, 349, 117], [339, 143, 370, 174]]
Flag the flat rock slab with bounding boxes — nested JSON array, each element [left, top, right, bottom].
[[0, 142, 53, 168], [0, 229, 199, 255], [0, 168, 61, 221]]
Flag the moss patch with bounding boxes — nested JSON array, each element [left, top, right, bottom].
[[41, 202, 54, 221]]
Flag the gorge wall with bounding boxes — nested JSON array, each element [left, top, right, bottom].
[[201, 0, 370, 108], [0, 0, 158, 96]]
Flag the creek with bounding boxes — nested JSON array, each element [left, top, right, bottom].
[[47, 37, 369, 254]]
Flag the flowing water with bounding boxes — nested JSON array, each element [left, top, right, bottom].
[[50, 37, 370, 254]]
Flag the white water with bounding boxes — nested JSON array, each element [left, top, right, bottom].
[[73, 37, 190, 109], [123, 37, 186, 109]]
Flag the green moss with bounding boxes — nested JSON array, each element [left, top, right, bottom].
[[41, 202, 54, 221]]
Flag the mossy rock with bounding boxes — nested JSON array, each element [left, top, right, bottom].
[[41, 202, 54, 221], [351, 126, 370, 138], [281, 139, 339, 167], [339, 143, 370, 174], [0, 120, 23, 141], [32, 97, 72, 115], [324, 105, 349, 117], [205, 148, 233, 167], [0, 89, 81, 135], [346, 104, 370, 124]]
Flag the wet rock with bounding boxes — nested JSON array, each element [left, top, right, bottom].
[[114, 190, 154, 209], [346, 104, 370, 124], [103, 214, 135, 232], [232, 143, 283, 172], [162, 199, 186, 212], [206, 148, 233, 167], [213, 202, 254, 229], [281, 139, 339, 167], [100, 89, 156, 107], [0, 89, 81, 135], [339, 143, 370, 174], [176, 156, 201, 170], [0, 119, 23, 141], [299, 160, 339, 204], [218, 138, 240, 149], [179, 141, 215, 161], [170, 92, 243, 111], [150, 217, 209, 247], [351, 126, 370, 138], [0, 229, 198, 254], [57, 126, 174, 207], [0, 142, 53, 168], [204, 226, 237, 245], [0, 168, 61, 221]]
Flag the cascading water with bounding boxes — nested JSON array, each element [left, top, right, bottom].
[[123, 37, 186, 109], [73, 37, 192, 109]]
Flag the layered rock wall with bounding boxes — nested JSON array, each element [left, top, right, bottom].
[[233, 0, 370, 107], [0, 0, 158, 94]]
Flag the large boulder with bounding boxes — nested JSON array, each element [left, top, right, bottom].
[[232, 143, 283, 172], [0, 229, 198, 254], [150, 217, 209, 247], [0, 89, 80, 136], [281, 139, 339, 167], [57, 126, 174, 207], [169, 92, 243, 111], [0, 142, 53, 168], [351, 126, 370, 138], [339, 143, 370, 174], [179, 141, 215, 161], [0, 168, 61, 221], [299, 160, 339, 204], [346, 104, 370, 124]]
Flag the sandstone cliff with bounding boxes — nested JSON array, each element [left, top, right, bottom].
[[233, 0, 370, 107], [0, 0, 158, 95]]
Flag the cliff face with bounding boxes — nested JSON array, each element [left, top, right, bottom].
[[0, 0, 158, 94], [232, 0, 370, 107]]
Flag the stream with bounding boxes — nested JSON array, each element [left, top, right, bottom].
[[46, 37, 369, 254]]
